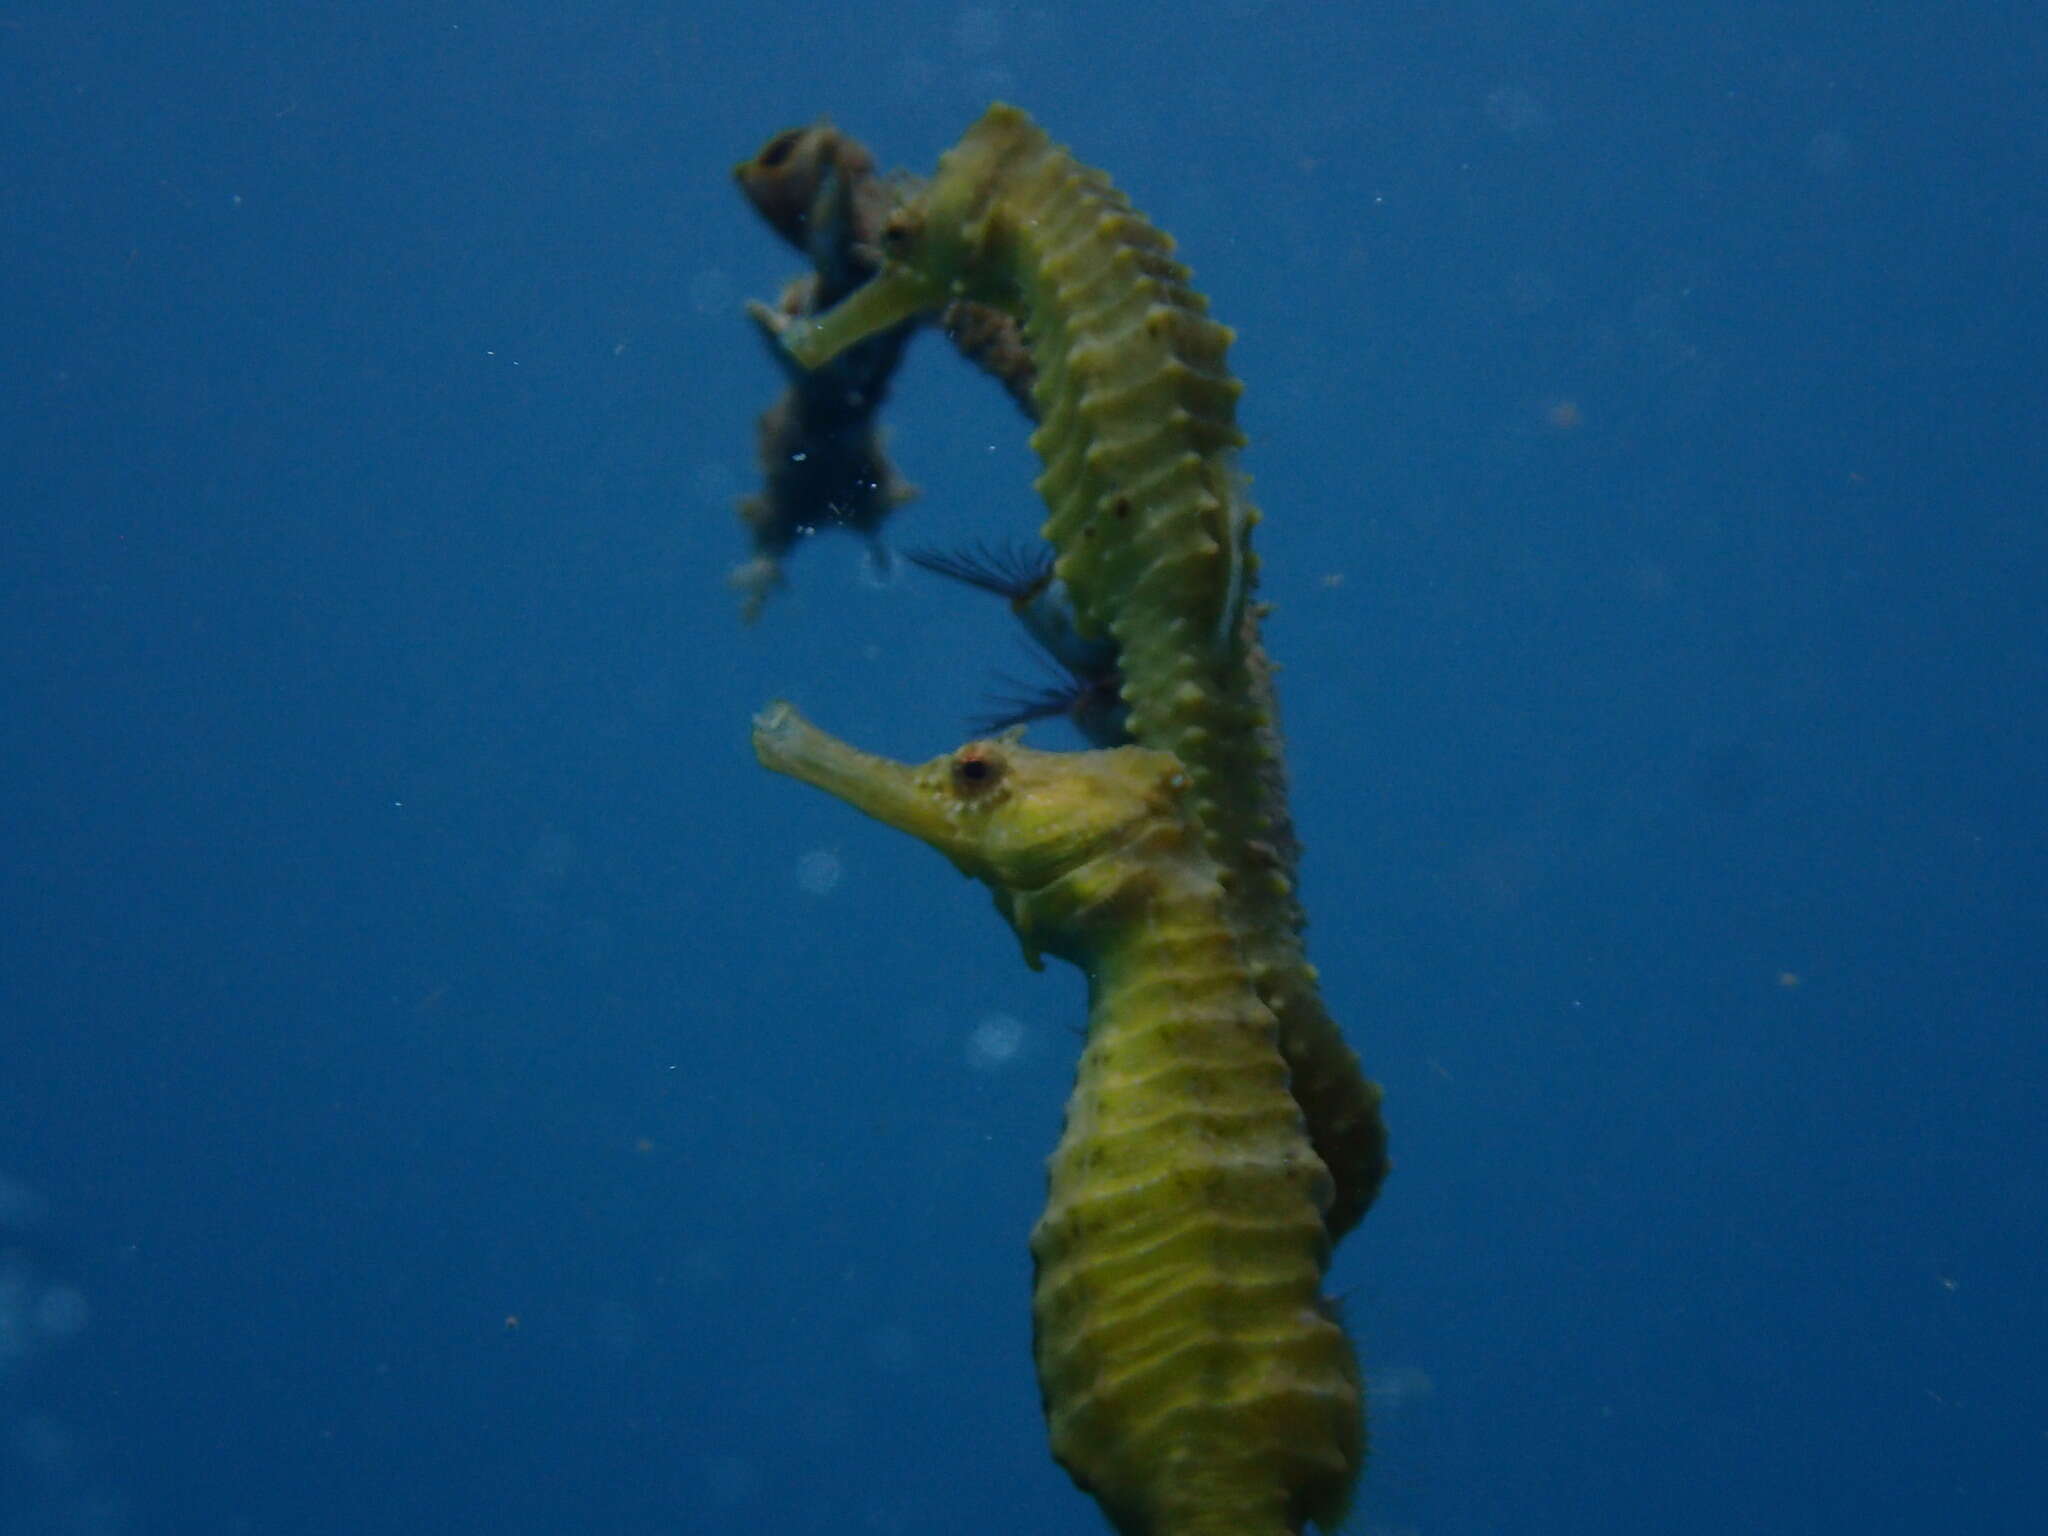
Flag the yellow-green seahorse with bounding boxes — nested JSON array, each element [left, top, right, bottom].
[[750, 104, 1388, 1533], [755, 706, 1360, 1536]]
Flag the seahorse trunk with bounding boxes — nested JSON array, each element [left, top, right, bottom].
[[1029, 857, 1362, 1536]]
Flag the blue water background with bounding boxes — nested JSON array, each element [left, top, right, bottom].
[[4, 3, 2043, 1532]]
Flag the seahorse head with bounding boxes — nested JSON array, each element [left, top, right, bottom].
[[780, 106, 1039, 373], [753, 701, 1191, 965]]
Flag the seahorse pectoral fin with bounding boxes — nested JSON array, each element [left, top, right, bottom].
[[783, 263, 950, 370], [752, 702, 969, 868]]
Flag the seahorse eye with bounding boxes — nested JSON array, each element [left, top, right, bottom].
[[883, 210, 919, 253], [952, 749, 1002, 793], [757, 130, 801, 170]]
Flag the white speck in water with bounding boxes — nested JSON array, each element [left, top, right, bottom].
[[856, 548, 902, 591], [796, 847, 843, 896], [965, 1012, 1028, 1071]]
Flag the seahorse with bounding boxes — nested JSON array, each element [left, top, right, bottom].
[[779, 105, 1388, 1240], [754, 703, 1362, 1536]]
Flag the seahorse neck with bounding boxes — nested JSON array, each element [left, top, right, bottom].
[[1074, 856, 1273, 1059]]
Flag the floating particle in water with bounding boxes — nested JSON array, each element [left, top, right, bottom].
[[1366, 1364, 1436, 1411], [964, 1012, 1028, 1071], [795, 847, 843, 896], [855, 546, 903, 592]]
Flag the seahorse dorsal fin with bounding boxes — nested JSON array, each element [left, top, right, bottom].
[[1214, 474, 1255, 657]]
